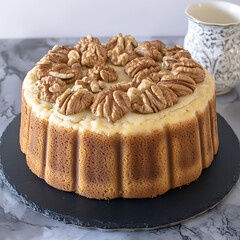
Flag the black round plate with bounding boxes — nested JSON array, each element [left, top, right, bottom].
[[0, 114, 239, 231]]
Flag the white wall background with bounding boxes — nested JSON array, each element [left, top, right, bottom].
[[0, 0, 239, 38]]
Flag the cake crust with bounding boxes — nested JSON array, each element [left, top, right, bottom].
[[20, 87, 218, 199]]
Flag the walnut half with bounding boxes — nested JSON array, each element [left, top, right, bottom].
[[172, 58, 205, 83], [134, 41, 162, 61], [56, 88, 94, 115], [91, 90, 131, 123], [46, 45, 74, 64], [87, 65, 118, 83], [49, 63, 83, 84], [127, 79, 177, 114], [36, 57, 82, 84], [100, 66, 118, 82], [125, 57, 156, 78], [74, 34, 101, 54], [106, 33, 138, 66], [33, 76, 67, 103], [81, 42, 107, 68], [163, 45, 191, 63], [160, 73, 196, 96], [131, 68, 160, 87]]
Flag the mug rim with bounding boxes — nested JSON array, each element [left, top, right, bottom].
[[185, 1, 240, 27]]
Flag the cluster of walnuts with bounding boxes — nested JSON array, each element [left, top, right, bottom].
[[33, 34, 205, 123]]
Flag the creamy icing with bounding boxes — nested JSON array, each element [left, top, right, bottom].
[[22, 64, 215, 135]]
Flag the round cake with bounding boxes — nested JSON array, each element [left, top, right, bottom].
[[20, 34, 219, 199]]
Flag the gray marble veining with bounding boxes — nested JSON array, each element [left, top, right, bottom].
[[0, 38, 239, 240]]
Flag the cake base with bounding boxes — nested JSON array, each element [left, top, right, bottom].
[[20, 87, 219, 199], [1, 114, 239, 231]]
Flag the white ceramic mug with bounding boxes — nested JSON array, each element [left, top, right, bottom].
[[184, 1, 240, 94]]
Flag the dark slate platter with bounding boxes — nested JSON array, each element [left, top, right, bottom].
[[0, 114, 239, 231]]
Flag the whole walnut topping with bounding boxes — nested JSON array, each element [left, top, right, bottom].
[[172, 58, 205, 83], [49, 63, 83, 84], [87, 65, 104, 80], [174, 50, 192, 59], [134, 41, 162, 61], [56, 88, 94, 115], [46, 45, 74, 64], [81, 42, 107, 67], [36, 59, 53, 79], [74, 34, 101, 54], [161, 45, 191, 71], [91, 89, 131, 122], [106, 33, 138, 66], [164, 44, 191, 59], [132, 67, 160, 87], [151, 40, 166, 53], [124, 35, 138, 55], [33, 76, 67, 103], [106, 33, 137, 52], [35, 45, 83, 83], [50, 64, 74, 79], [107, 46, 129, 66], [87, 65, 118, 82], [127, 79, 171, 114], [100, 66, 118, 82], [164, 44, 183, 55], [32, 35, 206, 121], [125, 57, 156, 78], [49, 45, 74, 54], [160, 73, 196, 96]]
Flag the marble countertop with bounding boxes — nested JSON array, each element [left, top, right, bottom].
[[0, 37, 239, 240]]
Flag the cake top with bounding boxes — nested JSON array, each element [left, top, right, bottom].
[[32, 33, 205, 123]]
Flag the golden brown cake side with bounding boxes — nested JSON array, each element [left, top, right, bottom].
[[20, 89, 219, 199]]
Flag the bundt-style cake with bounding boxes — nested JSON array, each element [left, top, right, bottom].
[[20, 34, 219, 199]]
